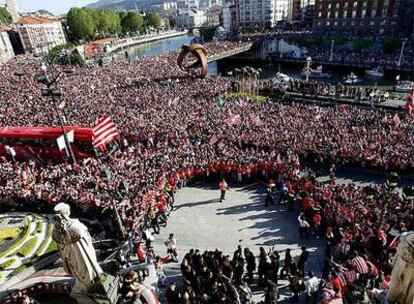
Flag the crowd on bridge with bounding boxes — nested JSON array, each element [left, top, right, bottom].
[[262, 78, 393, 103], [0, 38, 413, 303], [285, 43, 414, 70]]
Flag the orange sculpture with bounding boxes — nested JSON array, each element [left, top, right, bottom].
[[177, 44, 208, 78]]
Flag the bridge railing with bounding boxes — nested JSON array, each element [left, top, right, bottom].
[[207, 43, 254, 62]]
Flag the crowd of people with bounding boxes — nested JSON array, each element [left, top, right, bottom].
[[0, 38, 413, 302], [262, 78, 393, 103], [285, 43, 414, 70], [1, 41, 414, 236], [159, 168, 412, 303]]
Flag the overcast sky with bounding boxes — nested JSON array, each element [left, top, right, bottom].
[[16, 0, 94, 14]]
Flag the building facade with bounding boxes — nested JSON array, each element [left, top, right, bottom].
[[300, 0, 315, 27], [287, 0, 301, 23], [0, 26, 14, 63], [16, 17, 66, 55], [222, 2, 240, 33], [313, 0, 402, 35], [274, 0, 289, 22], [239, 0, 289, 30], [0, 0, 19, 22], [177, 9, 207, 28]]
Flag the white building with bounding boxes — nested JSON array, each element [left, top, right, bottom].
[[188, 0, 200, 10], [222, 3, 239, 33], [0, 0, 19, 22], [239, 0, 288, 30], [274, 0, 288, 22], [15, 17, 66, 55], [177, 9, 207, 29], [151, 1, 177, 13], [0, 26, 14, 63]]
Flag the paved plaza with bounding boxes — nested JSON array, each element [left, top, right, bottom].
[[154, 183, 325, 302]]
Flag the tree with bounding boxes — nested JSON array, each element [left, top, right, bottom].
[[67, 7, 96, 40], [0, 7, 12, 24], [353, 38, 373, 51], [145, 12, 161, 29], [92, 8, 121, 35], [121, 12, 144, 33], [382, 38, 402, 54]]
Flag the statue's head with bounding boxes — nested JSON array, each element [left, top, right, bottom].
[[54, 202, 71, 218]]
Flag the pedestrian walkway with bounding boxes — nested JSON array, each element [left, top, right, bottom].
[[154, 184, 325, 302]]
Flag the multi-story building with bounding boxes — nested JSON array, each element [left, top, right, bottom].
[[239, 0, 288, 30], [288, 0, 301, 23], [313, 0, 402, 36], [16, 17, 67, 55], [274, 0, 289, 21], [222, 2, 240, 33], [0, 25, 14, 63], [188, 0, 200, 10], [0, 0, 19, 22], [397, 0, 413, 37], [176, 9, 207, 28], [300, 0, 315, 27]]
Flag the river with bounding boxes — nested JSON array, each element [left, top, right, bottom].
[[121, 34, 407, 88]]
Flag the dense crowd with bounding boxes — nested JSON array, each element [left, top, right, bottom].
[[158, 168, 413, 303], [1, 41, 414, 236], [262, 79, 392, 103], [286, 44, 414, 69], [0, 36, 413, 303]]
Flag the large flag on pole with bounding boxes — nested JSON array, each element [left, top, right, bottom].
[[92, 116, 120, 151]]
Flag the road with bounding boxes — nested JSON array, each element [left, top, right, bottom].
[[153, 184, 325, 303]]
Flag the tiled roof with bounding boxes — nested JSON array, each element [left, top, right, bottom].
[[0, 25, 13, 32], [16, 17, 58, 24]]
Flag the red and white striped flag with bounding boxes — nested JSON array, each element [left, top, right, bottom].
[[92, 116, 120, 150]]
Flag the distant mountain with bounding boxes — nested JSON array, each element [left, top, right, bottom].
[[86, 0, 162, 10]]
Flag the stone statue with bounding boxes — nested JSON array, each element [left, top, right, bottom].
[[52, 203, 103, 293], [388, 231, 414, 304]]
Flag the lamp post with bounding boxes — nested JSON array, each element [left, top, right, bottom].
[[397, 38, 407, 67], [36, 69, 77, 164], [329, 39, 335, 62], [304, 56, 312, 83]]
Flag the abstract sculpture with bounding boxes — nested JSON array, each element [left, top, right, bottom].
[[177, 44, 208, 78], [387, 231, 414, 304]]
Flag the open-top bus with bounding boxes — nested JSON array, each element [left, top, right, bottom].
[[0, 126, 95, 162]]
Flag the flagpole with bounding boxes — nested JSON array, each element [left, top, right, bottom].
[[37, 69, 77, 164], [51, 92, 77, 164]]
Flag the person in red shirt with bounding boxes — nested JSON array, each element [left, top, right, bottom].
[[135, 241, 146, 263], [312, 212, 322, 239], [219, 178, 228, 203]]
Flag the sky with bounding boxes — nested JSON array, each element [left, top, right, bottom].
[[16, 0, 95, 15]]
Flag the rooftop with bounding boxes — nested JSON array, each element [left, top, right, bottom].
[[16, 17, 59, 24]]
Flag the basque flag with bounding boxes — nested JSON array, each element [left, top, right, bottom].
[[92, 116, 120, 151]]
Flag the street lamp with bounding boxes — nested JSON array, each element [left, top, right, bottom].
[[329, 39, 335, 62], [397, 38, 408, 67], [304, 56, 312, 83], [36, 69, 77, 164]]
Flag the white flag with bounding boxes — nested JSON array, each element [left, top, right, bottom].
[[57, 135, 66, 152], [56, 130, 74, 154]]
